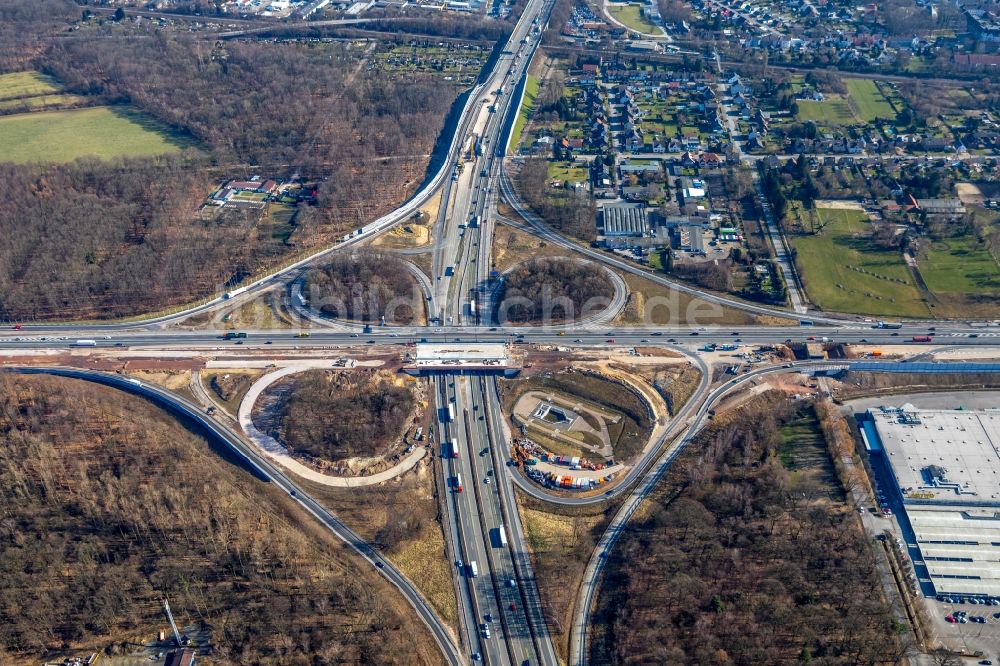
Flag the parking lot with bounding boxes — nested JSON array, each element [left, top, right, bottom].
[[926, 598, 1000, 662]]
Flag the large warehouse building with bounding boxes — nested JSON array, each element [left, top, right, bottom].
[[865, 406, 1000, 598]]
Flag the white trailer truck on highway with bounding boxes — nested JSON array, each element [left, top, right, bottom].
[[72, 339, 97, 347], [446, 402, 456, 422], [468, 560, 478, 577], [492, 525, 508, 548]]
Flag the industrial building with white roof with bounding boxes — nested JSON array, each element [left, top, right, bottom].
[[866, 406, 1000, 598]]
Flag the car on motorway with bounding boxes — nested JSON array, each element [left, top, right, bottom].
[[472, 653, 481, 662], [652, 332, 662, 336], [574, 338, 583, 343], [607, 338, 615, 343], [507, 578, 516, 587], [979, 660, 993, 665]]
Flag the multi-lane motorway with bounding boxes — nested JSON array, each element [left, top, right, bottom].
[[3, 323, 999, 350], [425, 3, 568, 661]]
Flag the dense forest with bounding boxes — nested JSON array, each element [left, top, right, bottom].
[[590, 396, 905, 665], [304, 251, 422, 324], [0, 29, 464, 320], [43, 34, 456, 228], [0, 157, 226, 320], [0, 374, 440, 665], [498, 257, 614, 323], [0, 0, 76, 74], [279, 370, 417, 461], [44, 35, 452, 170]]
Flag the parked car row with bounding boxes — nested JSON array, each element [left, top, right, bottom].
[[939, 595, 1000, 606]]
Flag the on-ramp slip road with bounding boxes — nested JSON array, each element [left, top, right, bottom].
[[4, 366, 465, 666]]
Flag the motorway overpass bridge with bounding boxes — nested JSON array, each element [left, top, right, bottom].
[[402, 342, 520, 376]]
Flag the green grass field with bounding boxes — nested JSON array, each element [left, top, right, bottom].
[[0, 106, 194, 164], [918, 236, 1000, 298], [845, 79, 896, 122], [0, 71, 60, 101], [796, 96, 856, 125], [547, 161, 588, 183], [509, 74, 539, 153], [792, 208, 927, 317], [607, 4, 661, 35]]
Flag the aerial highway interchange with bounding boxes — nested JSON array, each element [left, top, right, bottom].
[[3, 1, 1000, 664]]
